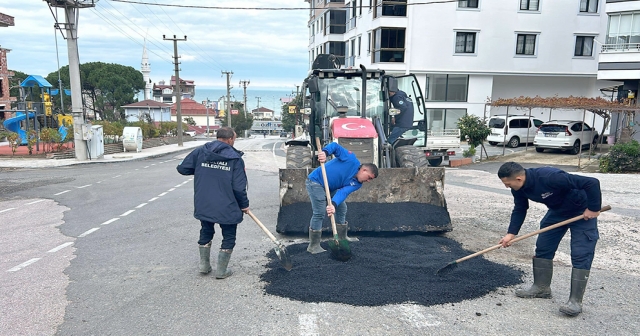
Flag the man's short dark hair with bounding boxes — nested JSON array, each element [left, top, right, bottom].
[[498, 162, 525, 179], [361, 163, 379, 178], [217, 127, 235, 140]]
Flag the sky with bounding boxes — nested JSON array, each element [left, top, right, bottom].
[[0, 0, 311, 90]]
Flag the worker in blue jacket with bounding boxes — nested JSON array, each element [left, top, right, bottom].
[[387, 89, 414, 144], [177, 127, 249, 279], [497, 162, 602, 316], [305, 142, 379, 254]]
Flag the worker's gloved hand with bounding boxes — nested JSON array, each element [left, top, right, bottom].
[[583, 209, 600, 220], [326, 204, 335, 217], [499, 233, 516, 248], [241, 207, 250, 214], [318, 150, 327, 163]]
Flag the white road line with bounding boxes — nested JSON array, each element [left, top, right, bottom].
[[113, 175, 121, 178], [174, 184, 182, 188], [393, 305, 441, 328], [120, 210, 135, 217], [168, 188, 175, 192], [148, 197, 159, 202], [26, 200, 45, 205], [158, 192, 167, 197], [143, 166, 150, 168], [0, 208, 17, 213], [78, 228, 100, 238], [47, 242, 73, 253], [299, 314, 319, 336], [151, 163, 156, 166], [77, 184, 92, 189], [7, 258, 41, 272], [135, 169, 139, 171], [102, 218, 120, 225], [96, 181, 103, 184], [136, 203, 147, 208], [54, 190, 71, 196]]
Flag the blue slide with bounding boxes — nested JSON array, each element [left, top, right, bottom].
[[2, 112, 35, 145]]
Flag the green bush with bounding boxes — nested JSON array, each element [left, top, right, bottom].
[[463, 147, 476, 158], [599, 140, 640, 173]]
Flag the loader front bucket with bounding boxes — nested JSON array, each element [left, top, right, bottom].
[[276, 167, 452, 235]]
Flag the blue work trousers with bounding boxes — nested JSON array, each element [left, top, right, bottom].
[[306, 179, 347, 231], [535, 209, 599, 270], [388, 126, 412, 145], [198, 221, 238, 249]]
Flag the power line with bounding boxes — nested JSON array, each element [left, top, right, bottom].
[[109, 0, 458, 10]]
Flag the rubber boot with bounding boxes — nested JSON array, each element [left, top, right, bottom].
[[336, 222, 359, 242], [515, 257, 553, 298], [559, 268, 590, 316], [198, 242, 212, 274], [306, 229, 326, 254], [215, 249, 233, 279]]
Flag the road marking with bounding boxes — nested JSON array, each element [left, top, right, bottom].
[[77, 184, 92, 189], [392, 305, 441, 328], [168, 188, 175, 192], [158, 192, 167, 197], [144, 166, 150, 169], [78, 228, 100, 238], [148, 197, 159, 202], [113, 175, 121, 178], [47, 242, 73, 253], [102, 218, 120, 225], [151, 163, 156, 166], [7, 258, 41, 272], [54, 190, 71, 196], [120, 210, 135, 217], [136, 203, 147, 208], [26, 200, 45, 205], [135, 169, 139, 171], [0, 208, 17, 213], [299, 314, 319, 336], [96, 181, 103, 184], [174, 184, 182, 188]]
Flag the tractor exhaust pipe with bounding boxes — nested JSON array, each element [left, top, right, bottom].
[[360, 64, 367, 119]]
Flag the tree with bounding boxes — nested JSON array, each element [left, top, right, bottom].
[[230, 102, 253, 136], [281, 94, 302, 133], [458, 114, 491, 158], [8, 70, 28, 102], [183, 116, 196, 126]]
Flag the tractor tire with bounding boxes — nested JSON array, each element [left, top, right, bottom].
[[286, 145, 312, 169], [428, 157, 443, 167], [488, 141, 498, 146], [395, 146, 428, 168], [508, 136, 520, 148]]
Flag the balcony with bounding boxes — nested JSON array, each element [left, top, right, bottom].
[[601, 43, 640, 53]]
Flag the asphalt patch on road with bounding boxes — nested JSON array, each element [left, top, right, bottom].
[[260, 235, 523, 307], [276, 202, 452, 235]]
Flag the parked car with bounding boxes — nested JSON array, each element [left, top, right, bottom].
[[279, 131, 288, 138], [486, 115, 544, 148], [533, 120, 599, 155]]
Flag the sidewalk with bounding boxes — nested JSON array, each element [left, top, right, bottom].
[[0, 140, 207, 168]]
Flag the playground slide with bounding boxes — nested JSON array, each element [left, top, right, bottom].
[[2, 112, 35, 145]]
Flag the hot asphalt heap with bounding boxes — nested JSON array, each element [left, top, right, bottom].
[[260, 235, 523, 307]]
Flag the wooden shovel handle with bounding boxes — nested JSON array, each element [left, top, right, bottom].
[[247, 210, 279, 245], [315, 138, 338, 237], [454, 205, 611, 264]]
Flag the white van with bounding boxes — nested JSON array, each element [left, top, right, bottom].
[[486, 115, 543, 148]]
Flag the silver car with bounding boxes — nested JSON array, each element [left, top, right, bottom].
[[533, 120, 599, 155]]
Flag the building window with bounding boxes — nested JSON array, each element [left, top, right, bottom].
[[327, 41, 346, 65], [455, 32, 476, 54], [375, 0, 407, 18], [425, 74, 469, 102], [575, 36, 594, 56], [324, 10, 346, 35], [426, 109, 467, 130], [605, 12, 640, 49], [520, 0, 539, 11], [367, 31, 372, 54], [458, 0, 479, 9], [579, 0, 598, 13], [516, 34, 537, 55], [357, 36, 362, 56], [372, 27, 405, 63]]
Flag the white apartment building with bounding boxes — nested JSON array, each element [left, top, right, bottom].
[[306, 0, 617, 131]]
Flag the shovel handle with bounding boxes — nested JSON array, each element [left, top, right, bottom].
[[454, 205, 611, 264], [315, 138, 339, 237], [247, 210, 279, 245]]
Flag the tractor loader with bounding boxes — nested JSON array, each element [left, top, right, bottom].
[[276, 54, 452, 234]]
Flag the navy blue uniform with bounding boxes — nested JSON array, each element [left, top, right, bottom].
[[177, 140, 249, 248], [388, 90, 415, 144], [508, 167, 601, 269]]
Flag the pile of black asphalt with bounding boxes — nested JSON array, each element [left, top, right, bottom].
[[260, 235, 523, 307]]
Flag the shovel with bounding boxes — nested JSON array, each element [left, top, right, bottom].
[[247, 210, 292, 271], [315, 138, 351, 262], [436, 205, 611, 275]]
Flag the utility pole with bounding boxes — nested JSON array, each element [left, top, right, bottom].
[[205, 97, 210, 137], [239, 80, 250, 117], [164, 34, 187, 146], [295, 85, 300, 126], [45, 0, 96, 160], [255, 96, 261, 111], [222, 71, 233, 127]]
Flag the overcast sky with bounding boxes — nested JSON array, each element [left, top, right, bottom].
[[0, 0, 310, 90]]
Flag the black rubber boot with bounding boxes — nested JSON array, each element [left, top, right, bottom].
[[516, 257, 553, 299], [559, 268, 590, 316], [306, 229, 326, 254], [198, 242, 212, 274], [336, 222, 359, 242], [215, 249, 233, 279]]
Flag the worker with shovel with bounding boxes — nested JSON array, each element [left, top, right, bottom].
[[497, 162, 602, 316], [176, 127, 249, 279], [305, 142, 378, 254]]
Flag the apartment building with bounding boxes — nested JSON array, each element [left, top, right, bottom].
[[306, 0, 616, 130]]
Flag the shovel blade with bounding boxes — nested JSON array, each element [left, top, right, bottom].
[[328, 238, 351, 262], [275, 245, 293, 271]]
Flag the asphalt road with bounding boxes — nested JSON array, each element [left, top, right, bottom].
[[1, 136, 638, 335]]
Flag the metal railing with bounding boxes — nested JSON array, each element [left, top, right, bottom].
[[601, 43, 640, 52]]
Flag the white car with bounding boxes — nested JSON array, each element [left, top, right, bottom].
[[533, 120, 599, 155], [486, 115, 543, 148]]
